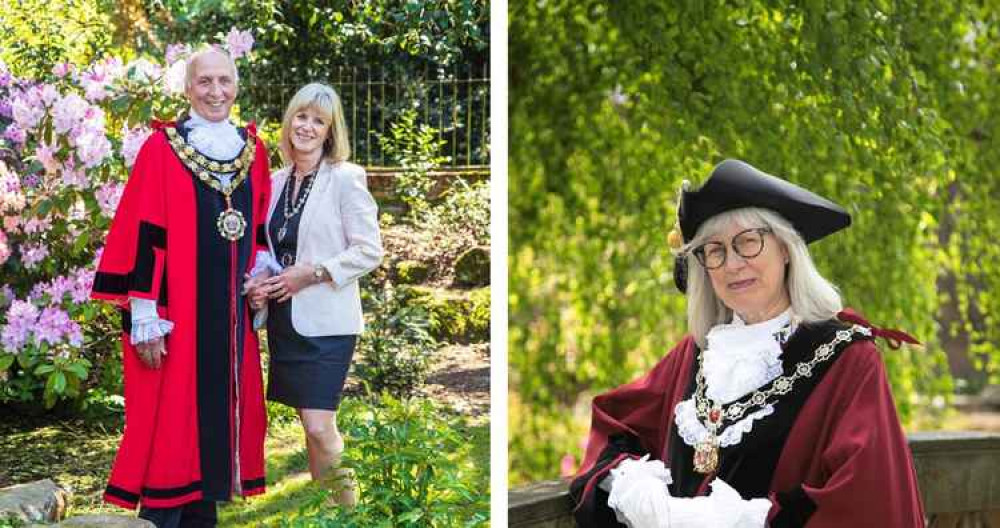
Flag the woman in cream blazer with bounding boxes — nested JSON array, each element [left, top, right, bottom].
[[247, 83, 382, 507]]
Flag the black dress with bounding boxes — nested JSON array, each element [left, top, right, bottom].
[[265, 174, 356, 411]]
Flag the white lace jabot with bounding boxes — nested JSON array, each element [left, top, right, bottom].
[[184, 108, 243, 162], [673, 309, 796, 451], [702, 309, 793, 404]]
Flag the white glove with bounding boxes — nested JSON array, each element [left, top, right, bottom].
[[129, 297, 173, 345], [666, 478, 771, 528], [607, 455, 674, 528], [607, 459, 771, 528]]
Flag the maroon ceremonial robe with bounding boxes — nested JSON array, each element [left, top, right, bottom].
[[92, 119, 271, 509], [570, 314, 925, 527]]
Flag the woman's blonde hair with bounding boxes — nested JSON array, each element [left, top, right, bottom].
[[682, 207, 843, 347], [279, 83, 350, 164]]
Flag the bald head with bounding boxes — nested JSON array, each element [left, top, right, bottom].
[[185, 47, 239, 90], [184, 47, 239, 122]]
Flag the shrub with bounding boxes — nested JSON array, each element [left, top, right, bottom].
[[0, 30, 253, 409], [279, 395, 489, 527], [355, 281, 437, 399], [380, 109, 450, 220]]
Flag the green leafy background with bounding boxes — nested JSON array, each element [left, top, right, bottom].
[[509, 0, 1000, 485]]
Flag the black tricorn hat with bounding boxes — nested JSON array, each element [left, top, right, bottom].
[[673, 159, 851, 292]]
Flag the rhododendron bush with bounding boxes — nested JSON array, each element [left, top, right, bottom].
[[0, 31, 252, 408]]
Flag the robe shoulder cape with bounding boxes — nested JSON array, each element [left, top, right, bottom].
[[91, 121, 271, 509], [569, 316, 925, 527]]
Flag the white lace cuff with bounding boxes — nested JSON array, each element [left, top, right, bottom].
[[131, 317, 173, 344], [607, 455, 673, 528]]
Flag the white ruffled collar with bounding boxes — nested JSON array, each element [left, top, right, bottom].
[[184, 108, 243, 161], [702, 309, 794, 404]]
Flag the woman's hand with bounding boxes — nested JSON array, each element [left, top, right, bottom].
[[244, 272, 271, 310], [262, 264, 315, 303]]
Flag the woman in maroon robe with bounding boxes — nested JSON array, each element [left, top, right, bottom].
[[570, 160, 924, 527]]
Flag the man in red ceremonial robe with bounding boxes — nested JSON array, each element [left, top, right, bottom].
[[91, 47, 271, 528]]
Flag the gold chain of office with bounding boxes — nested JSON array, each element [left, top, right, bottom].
[[690, 324, 872, 474], [164, 126, 257, 241]]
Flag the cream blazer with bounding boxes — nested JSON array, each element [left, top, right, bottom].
[[266, 160, 384, 336]]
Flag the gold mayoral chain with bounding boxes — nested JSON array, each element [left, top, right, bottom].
[[689, 325, 872, 474], [164, 126, 257, 241]]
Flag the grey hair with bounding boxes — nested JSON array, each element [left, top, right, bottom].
[[184, 46, 239, 90], [682, 207, 843, 347]]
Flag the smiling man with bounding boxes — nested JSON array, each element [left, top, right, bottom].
[[91, 46, 272, 528]]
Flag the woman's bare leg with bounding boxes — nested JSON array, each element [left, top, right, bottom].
[[299, 408, 357, 506]]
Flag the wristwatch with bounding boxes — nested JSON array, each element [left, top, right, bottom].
[[313, 264, 327, 283]]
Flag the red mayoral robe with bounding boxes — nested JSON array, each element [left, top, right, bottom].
[[92, 119, 271, 509], [570, 312, 925, 527]]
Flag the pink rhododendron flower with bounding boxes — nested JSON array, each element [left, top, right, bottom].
[[224, 28, 254, 59], [35, 306, 75, 346], [52, 63, 74, 78], [45, 275, 75, 302], [2, 216, 19, 233], [0, 163, 25, 215], [23, 173, 41, 189], [35, 143, 61, 174], [96, 182, 125, 217], [166, 43, 192, 65], [23, 216, 52, 235], [78, 58, 123, 102], [0, 100, 12, 118], [2, 125, 26, 145], [0, 230, 9, 266], [163, 60, 187, 95], [52, 93, 88, 135], [127, 58, 162, 83], [121, 126, 153, 167], [1, 300, 39, 351], [20, 242, 49, 269], [39, 84, 60, 107], [75, 129, 112, 169], [70, 267, 95, 303], [11, 97, 45, 130]]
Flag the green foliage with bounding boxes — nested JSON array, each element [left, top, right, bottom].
[[453, 246, 489, 287], [0, 514, 26, 528], [0, 0, 114, 78], [395, 259, 431, 284], [0, 41, 190, 410], [137, 1, 490, 164], [508, 0, 995, 485], [356, 281, 437, 400], [381, 109, 451, 219], [427, 179, 490, 248], [280, 396, 489, 527], [401, 286, 489, 343]]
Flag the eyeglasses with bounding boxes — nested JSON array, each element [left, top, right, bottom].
[[692, 227, 773, 270]]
